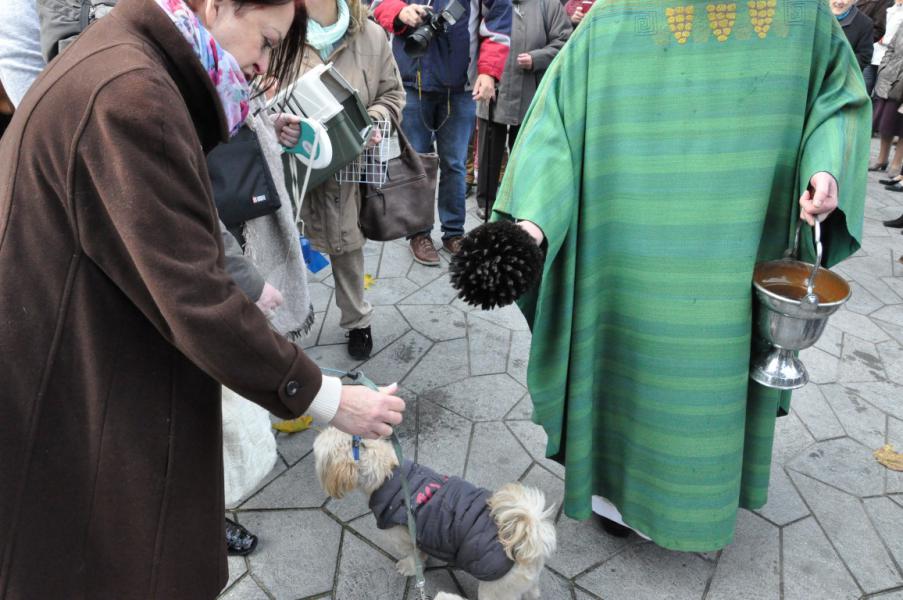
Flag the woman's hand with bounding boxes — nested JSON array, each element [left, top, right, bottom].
[[255, 282, 284, 316], [273, 113, 302, 148], [331, 383, 406, 439], [366, 126, 383, 148], [571, 7, 584, 24], [472, 74, 496, 102], [516, 53, 534, 71], [799, 172, 838, 226]]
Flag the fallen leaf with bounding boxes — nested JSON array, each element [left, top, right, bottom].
[[272, 415, 313, 433], [363, 273, 375, 290], [874, 444, 903, 472]]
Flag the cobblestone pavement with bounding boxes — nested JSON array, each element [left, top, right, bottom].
[[219, 169, 903, 600]]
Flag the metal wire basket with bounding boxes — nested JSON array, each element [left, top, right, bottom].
[[334, 118, 396, 187]]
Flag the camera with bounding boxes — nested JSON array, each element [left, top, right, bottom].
[[403, 0, 467, 58]]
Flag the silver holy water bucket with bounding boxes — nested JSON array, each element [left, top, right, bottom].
[[750, 220, 851, 390]]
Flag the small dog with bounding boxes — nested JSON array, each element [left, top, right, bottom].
[[313, 427, 557, 600]]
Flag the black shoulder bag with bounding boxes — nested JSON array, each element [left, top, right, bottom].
[[207, 125, 282, 231]]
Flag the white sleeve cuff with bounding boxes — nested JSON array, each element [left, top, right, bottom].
[[306, 375, 342, 424]]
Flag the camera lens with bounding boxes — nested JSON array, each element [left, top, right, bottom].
[[403, 26, 433, 58]]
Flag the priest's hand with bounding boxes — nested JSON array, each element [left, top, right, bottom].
[[799, 172, 838, 226], [332, 383, 405, 439], [517, 220, 545, 245]]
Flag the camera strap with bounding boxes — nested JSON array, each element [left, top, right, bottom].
[[416, 66, 453, 134]]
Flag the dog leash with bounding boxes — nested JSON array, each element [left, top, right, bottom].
[[319, 368, 429, 600]]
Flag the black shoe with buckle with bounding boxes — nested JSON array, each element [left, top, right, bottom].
[[348, 326, 373, 360], [225, 517, 258, 556]]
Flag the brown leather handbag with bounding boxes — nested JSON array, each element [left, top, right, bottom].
[[359, 119, 438, 242]]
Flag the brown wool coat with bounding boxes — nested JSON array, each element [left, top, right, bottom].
[[0, 0, 324, 597]]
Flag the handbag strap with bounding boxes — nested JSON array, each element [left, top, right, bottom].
[[386, 113, 427, 180], [287, 125, 324, 232]]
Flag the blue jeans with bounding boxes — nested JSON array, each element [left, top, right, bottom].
[[401, 87, 476, 240]]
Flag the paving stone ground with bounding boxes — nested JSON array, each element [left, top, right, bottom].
[[220, 158, 903, 599]]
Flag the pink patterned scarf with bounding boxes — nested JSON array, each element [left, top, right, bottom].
[[154, 0, 250, 136]]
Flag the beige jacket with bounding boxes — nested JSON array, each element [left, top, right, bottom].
[[300, 20, 405, 255]]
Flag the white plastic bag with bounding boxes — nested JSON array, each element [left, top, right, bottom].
[[221, 387, 278, 508]]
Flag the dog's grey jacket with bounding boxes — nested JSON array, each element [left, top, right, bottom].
[[369, 460, 515, 581]]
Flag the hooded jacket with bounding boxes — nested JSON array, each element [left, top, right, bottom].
[[369, 460, 515, 581]]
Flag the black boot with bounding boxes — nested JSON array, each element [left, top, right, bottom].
[[348, 326, 373, 360], [883, 214, 903, 228], [225, 518, 258, 556]]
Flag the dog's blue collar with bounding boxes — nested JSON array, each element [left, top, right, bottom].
[[352, 435, 361, 461]]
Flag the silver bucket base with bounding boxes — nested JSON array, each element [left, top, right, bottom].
[[750, 347, 809, 390]]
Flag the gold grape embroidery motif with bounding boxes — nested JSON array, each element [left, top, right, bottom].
[[749, 0, 777, 38], [706, 3, 737, 42], [666, 5, 695, 44]]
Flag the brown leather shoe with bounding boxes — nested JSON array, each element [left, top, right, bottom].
[[410, 234, 440, 266], [442, 236, 463, 256]]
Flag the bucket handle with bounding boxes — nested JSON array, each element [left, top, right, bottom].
[[785, 219, 823, 302]]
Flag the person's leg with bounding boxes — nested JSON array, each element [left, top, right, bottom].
[[876, 135, 894, 168], [873, 99, 894, 169], [434, 90, 476, 248], [401, 87, 442, 264], [864, 65, 877, 97], [476, 118, 508, 219], [465, 124, 477, 195], [400, 87, 438, 154], [508, 124, 520, 150], [891, 137, 903, 174], [329, 249, 374, 358], [475, 117, 491, 216]]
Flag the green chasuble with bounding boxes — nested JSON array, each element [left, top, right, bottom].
[[492, 0, 870, 551]]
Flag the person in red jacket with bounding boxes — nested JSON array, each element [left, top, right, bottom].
[[371, 0, 511, 265]]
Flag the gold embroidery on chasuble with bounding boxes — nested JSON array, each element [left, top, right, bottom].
[[706, 3, 737, 41], [749, 0, 777, 38], [666, 5, 695, 44]]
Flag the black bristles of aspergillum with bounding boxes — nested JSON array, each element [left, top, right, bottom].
[[448, 220, 544, 310]]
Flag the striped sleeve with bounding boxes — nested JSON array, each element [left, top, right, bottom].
[[474, 0, 512, 80], [372, 0, 409, 34]]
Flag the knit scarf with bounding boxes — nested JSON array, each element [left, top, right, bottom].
[[154, 0, 250, 136], [243, 98, 314, 339], [306, 0, 350, 61]]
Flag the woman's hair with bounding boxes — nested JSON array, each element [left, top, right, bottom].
[[346, 0, 368, 34], [235, 0, 308, 96]]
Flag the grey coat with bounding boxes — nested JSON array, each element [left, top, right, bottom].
[[875, 23, 903, 99], [476, 0, 571, 126], [369, 460, 515, 581]]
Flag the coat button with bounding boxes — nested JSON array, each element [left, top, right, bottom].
[[285, 381, 300, 396]]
